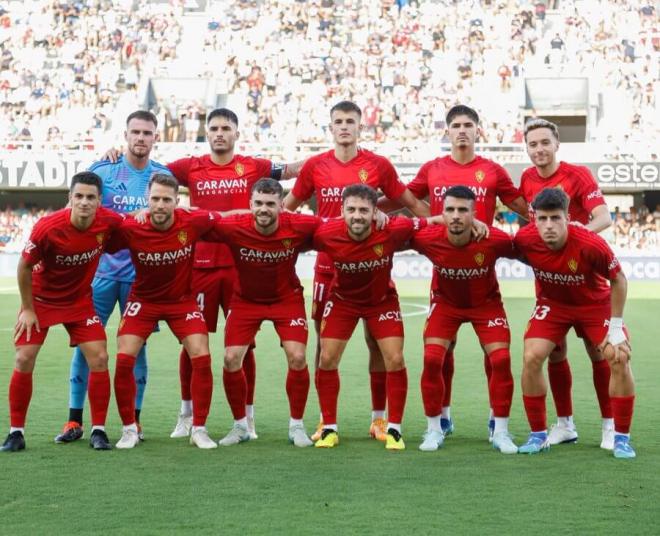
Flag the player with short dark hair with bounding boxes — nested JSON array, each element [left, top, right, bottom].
[[381, 103, 528, 441], [311, 185, 440, 451], [2, 173, 124, 452], [409, 185, 518, 453], [285, 100, 430, 443], [109, 177, 219, 449], [205, 178, 320, 447], [515, 188, 636, 459], [521, 118, 614, 449], [56, 110, 172, 445]]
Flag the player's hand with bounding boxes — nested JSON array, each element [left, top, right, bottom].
[[471, 219, 489, 241], [374, 209, 389, 230], [14, 309, 40, 343], [103, 147, 123, 162], [598, 337, 632, 364], [569, 221, 585, 228], [135, 209, 149, 223]]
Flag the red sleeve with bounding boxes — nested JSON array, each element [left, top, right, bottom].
[[575, 167, 606, 213], [494, 163, 522, 205], [407, 161, 431, 200], [378, 158, 407, 200], [490, 228, 517, 259], [390, 216, 426, 246], [203, 214, 238, 243], [167, 158, 193, 187], [191, 210, 217, 236], [409, 226, 433, 256], [585, 232, 621, 280], [21, 221, 46, 266], [254, 157, 273, 179], [105, 225, 129, 254], [312, 225, 328, 252], [291, 158, 316, 201], [513, 224, 534, 252]]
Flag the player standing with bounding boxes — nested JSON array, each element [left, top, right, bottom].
[[520, 118, 614, 449], [312, 184, 440, 451], [207, 179, 320, 447], [381, 104, 528, 439], [165, 108, 304, 440], [110, 174, 218, 449], [55, 110, 171, 444], [284, 100, 430, 442], [2, 172, 123, 452], [410, 186, 517, 453], [515, 188, 635, 459]]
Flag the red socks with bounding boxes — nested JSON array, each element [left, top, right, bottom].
[[548, 359, 573, 417], [88, 370, 110, 427], [223, 368, 247, 420], [114, 353, 137, 425], [611, 395, 635, 434], [286, 366, 310, 420], [179, 349, 192, 401], [523, 394, 547, 432], [191, 355, 213, 426], [386, 368, 408, 425], [317, 368, 340, 426], [421, 344, 446, 417], [243, 349, 256, 406], [8, 369, 32, 428], [592, 359, 612, 418], [441, 350, 454, 407], [369, 370, 387, 413], [488, 348, 513, 418]]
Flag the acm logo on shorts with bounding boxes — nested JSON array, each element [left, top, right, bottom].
[[289, 318, 308, 329], [185, 311, 204, 321], [487, 317, 509, 328], [378, 310, 402, 322], [86, 315, 101, 326]]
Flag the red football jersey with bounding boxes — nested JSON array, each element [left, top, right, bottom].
[[313, 216, 426, 305], [167, 154, 273, 268], [407, 155, 521, 222], [206, 212, 321, 303], [411, 226, 516, 308], [520, 161, 606, 225], [22, 207, 123, 306], [514, 224, 620, 306], [113, 209, 217, 302], [292, 148, 407, 273]]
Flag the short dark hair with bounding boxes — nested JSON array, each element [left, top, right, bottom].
[[446, 104, 479, 125], [531, 187, 569, 213], [443, 185, 476, 201], [70, 171, 103, 195], [251, 178, 283, 198], [330, 100, 362, 118], [207, 107, 239, 127], [342, 184, 378, 207], [148, 173, 179, 194], [126, 110, 158, 128], [524, 118, 560, 141]]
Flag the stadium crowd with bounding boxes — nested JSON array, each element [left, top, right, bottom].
[[0, 0, 656, 155]]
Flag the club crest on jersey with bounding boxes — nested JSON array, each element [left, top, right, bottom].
[[474, 252, 485, 266], [475, 170, 485, 183], [358, 169, 368, 183], [178, 231, 188, 245], [235, 163, 245, 176], [96, 233, 104, 244], [373, 244, 384, 257], [282, 238, 292, 248], [568, 258, 578, 273]]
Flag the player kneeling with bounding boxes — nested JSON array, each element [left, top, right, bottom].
[[110, 174, 217, 449], [207, 179, 318, 447], [2, 172, 123, 452], [515, 188, 636, 458]]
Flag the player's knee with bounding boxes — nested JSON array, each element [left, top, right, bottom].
[[223, 351, 243, 372], [287, 351, 307, 370], [14, 348, 38, 372], [318, 351, 339, 370], [383, 352, 405, 371], [87, 349, 109, 372], [523, 349, 545, 370]]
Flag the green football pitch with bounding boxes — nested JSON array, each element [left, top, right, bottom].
[[1, 278, 659, 534]]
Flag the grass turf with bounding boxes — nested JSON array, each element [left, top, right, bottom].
[[1, 278, 659, 534]]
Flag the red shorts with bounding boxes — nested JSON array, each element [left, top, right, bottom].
[[225, 293, 308, 347], [320, 293, 404, 341], [192, 266, 236, 332], [524, 300, 619, 347], [311, 269, 334, 322], [15, 299, 105, 347], [118, 298, 208, 342], [424, 300, 511, 345]]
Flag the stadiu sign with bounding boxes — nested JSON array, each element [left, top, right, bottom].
[[0, 155, 89, 189]]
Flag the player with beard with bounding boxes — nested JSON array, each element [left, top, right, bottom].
[[520, 118, 614, 449], [55, 111, 171, 445]]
